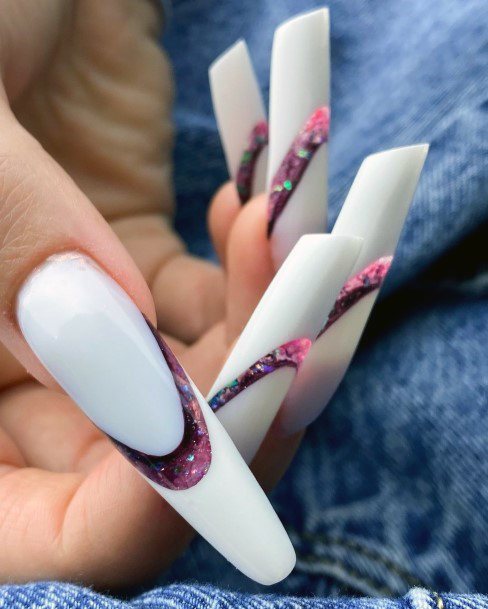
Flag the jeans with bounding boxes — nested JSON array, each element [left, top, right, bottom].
[[1, 0, 487, 606], [1, 582, 488, 609]]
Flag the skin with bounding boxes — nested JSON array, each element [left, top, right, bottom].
[[0, 0, 302, 588]]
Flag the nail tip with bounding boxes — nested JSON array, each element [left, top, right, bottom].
[[276, 7, 330, 35], [366, 143, 430, 164], [259, 558, 296, 586], [255, 542, 296, 585], [209, 39, 248, 75]]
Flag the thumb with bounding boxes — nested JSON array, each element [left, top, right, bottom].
[[0, 103, 156, 385]]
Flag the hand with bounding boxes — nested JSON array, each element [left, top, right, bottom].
[[0, 0, 301, 587]]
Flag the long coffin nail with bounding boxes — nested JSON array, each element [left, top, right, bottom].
[[279, 144, 429, 435], [210, 40, 268, 202], [16, 253, 295, 585], [266, 9, 330, 268], [207, 234, 362, 462]]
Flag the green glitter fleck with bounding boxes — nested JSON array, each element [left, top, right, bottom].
[[187, 454, 195, 462], [273, 185, 283, 192], [241, 151, 252, 163], [297, 149, 310, 159], [283, 180, 292, 191]]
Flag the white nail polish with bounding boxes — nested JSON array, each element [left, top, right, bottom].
[[279, 145, 429, 435], [207, 234, 362, 462], [210, 40, 268, 201], [17, 253, 295, 585], [266, 9, 330, 268]]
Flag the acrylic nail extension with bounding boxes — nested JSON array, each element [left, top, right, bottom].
[[210, 41, 268, 202], [207, 234, 362, 463], [266, 9, 330, 268], [17, 253, 295, 585], [279, 145, 429, 435]]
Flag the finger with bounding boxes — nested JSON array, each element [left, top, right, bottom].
[[0, 341, 28, 390], [151, 253, 225, 344], [63, 451, 193, 587], [225, 193, 275, 341], [0, 452, 193, 587], [251, 425, 304, 493], [0, 383, 110, 474], [180, 322, 228, 394], [111, 213, 226, 344], [0, 104, 156, 386], [208, 181, 240, 267]]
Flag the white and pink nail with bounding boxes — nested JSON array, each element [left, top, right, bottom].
[[210, 9, 330, 269], [16, 253, 295, 585], [207, 234, 362, 462], [279, 144, 429, 435]]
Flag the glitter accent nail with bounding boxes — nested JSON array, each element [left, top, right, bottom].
[[317, 256, 393, 338], [236, 121, 269, 204], [112, 320, 212, 491], [268, 107, 330, 237], [209, 338, 311, 412]]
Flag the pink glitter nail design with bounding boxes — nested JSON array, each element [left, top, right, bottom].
[[268, 106, 330, 237], [317, 256, 393, 338], [236, 121, 269, 204], [209, 338, 311, 412], [112, 320, 211, 491]]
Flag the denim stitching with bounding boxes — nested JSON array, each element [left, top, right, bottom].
[[292, 530, 426, 590], [296, 552, 396, 597]]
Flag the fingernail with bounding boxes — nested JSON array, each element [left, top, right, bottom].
[[267, 107, 329, 237], [207, 234, 362, 462], [210, 40, 268, 201], [266, 9, 330, 268], [279, 144, 429, 435], [16, 253, 295, 585]]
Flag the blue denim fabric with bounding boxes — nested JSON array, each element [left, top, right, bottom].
[[162, 0, 488, 597], [1, 583, 487, 609], [2, 0, 487, 607]]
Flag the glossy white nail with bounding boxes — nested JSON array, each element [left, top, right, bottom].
[[207, 234, 362, 462], [210, 40, 268, 201], [279, 145, 429, 435], [17, 253, 295, 585], [266, 9, 330, 268]]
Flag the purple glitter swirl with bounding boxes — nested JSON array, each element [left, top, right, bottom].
[[209, 338, 311, 412], [112, 320, 211, 491], [268, 106, 330, 237], [317, 256, 393, 338], [236, 121, 269, 204]]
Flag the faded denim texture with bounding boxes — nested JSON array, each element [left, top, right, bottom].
[[1, 0, 487, 606]]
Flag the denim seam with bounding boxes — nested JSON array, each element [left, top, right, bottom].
[[291, 529, 426, 590], [296, 552, 397, 597], [311, 536, 425, 587]]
